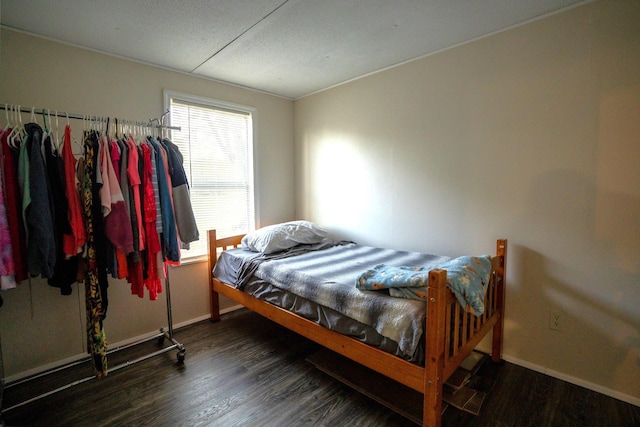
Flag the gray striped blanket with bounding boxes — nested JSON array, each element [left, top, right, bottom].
[[235, 242, 449, 358]]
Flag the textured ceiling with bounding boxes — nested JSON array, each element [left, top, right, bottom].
[[1, 0, 587, 99]]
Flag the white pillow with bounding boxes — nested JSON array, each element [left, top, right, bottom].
[[241, 221, 328, 254]]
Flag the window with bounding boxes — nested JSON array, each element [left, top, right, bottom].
[[164, 90, 256, 260]]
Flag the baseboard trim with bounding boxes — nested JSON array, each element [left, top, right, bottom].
[[220, 304, 244, 315], [477, 345, 640, 407]]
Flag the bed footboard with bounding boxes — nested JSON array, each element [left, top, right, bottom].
[[424, 239, 507, 425]]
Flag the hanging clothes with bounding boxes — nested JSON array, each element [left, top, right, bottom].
[[147, 137, 179, 262], [99, 135, 133, 255], [126, 137, 145, 252], [140, 142, 161, 300], [113, 138, 129, 280], [44, 130, 77, 295], [1, 128, 27, 283], [0, 145, 17, 290], [124, 136, 144, 297], [24, 123, 56, 278], [149, 142, 163, 236], [44, 131, 70, 239], [62, 124, 86, 258], [82, 130, 108, 377], [161, 138, 198, 247]]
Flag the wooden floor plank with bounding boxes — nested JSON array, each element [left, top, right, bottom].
[[2, 309, 639, 426]]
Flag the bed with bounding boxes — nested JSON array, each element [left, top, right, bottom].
[[207, 223, 506, 427]]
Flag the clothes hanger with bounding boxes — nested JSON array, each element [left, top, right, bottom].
[[54, 110, 61, 153], [41, 109, 55, 155], [4, 104, 10, 130], [8, 105, 24, 149], [12, 105, 19, 130], [68, 112, 82, 154], [148, 116, 160, 139], [160, 110, 170, 140], [41, 108, 50, 143], [129, 121, 136, 142], [46, 109, 57, 154]]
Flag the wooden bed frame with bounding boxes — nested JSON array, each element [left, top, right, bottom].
[[207, 229, 507, 427]]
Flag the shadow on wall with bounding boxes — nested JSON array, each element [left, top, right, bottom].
[[506, 163, 640, 399], [508, 244, 640, 397], [595, 83, 640, 275]]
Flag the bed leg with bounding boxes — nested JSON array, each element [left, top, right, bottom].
[[211, 290, 221, 322], [424, 268, 447, 427], [492, 239, 507, 362], [208, 230, 221, 322]]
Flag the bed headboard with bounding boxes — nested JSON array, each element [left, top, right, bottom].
[[207, 230, 244, 266], [207, 230, 244, 321]]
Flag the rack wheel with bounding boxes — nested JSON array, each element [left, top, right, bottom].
[[158, 335, 165, 345], [177, 350, 186, 363]]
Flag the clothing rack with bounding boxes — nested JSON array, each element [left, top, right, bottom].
[[0, 104, 181, 132], [0, 103, 187, 415]]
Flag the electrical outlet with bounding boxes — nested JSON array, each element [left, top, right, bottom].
[[549, 310, 565, 331]]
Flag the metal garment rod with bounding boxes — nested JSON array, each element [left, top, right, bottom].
[[0, 104, 181, 131]]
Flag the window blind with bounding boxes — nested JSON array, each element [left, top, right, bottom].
[[166, 92, 255, 259]]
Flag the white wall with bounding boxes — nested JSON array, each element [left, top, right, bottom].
[[0, 29, 295, 378], [294, 0, 640, 404]]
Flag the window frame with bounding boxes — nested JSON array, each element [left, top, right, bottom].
[[163, 90, 259, 263]]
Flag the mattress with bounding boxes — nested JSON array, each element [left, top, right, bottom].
[[213, 242, 450, 362]]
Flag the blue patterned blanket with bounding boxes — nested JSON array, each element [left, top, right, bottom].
[[355, 255, 493, 315]]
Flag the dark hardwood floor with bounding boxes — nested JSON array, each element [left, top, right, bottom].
[[2, 309, 639, 427]]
